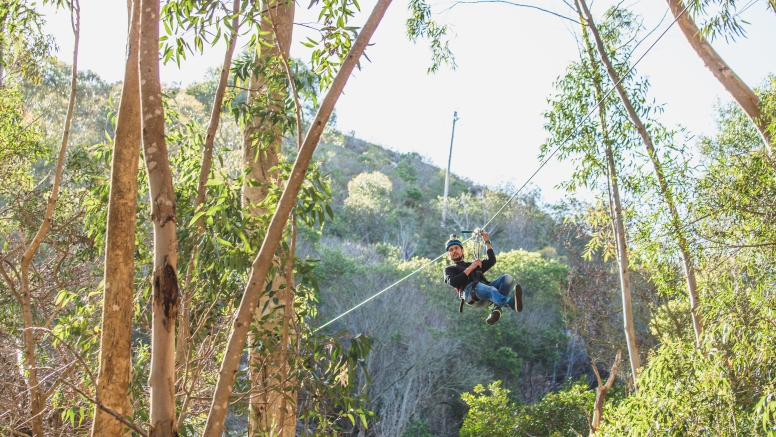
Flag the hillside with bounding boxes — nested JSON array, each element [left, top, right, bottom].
[[281, 108, 606, 435]]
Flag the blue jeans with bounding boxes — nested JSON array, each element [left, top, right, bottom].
[[463, 274, 514, 310]]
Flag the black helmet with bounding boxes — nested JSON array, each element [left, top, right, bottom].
[[445, 234, 463, 250]]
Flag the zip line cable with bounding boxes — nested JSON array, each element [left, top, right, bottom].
[[314, 252, 450, 331], [314, 1, 694, 333]]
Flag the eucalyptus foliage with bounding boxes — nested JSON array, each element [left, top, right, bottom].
[[460, 379, 598, 437]]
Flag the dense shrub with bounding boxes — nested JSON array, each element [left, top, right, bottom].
[[461, 379, 595, 437]]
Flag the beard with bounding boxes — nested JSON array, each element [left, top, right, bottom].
[[452, 253, 464, 263]]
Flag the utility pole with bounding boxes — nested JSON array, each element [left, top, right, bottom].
[[442, 111, 459, 226]]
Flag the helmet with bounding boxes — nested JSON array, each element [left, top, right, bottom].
[[445, 234, 463, 251]]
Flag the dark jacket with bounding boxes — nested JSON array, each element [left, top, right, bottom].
[[444, 248, 496, 291]]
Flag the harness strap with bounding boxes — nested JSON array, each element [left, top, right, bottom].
[[458, 285, 480, 304]]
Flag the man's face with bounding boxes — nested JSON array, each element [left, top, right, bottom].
[[447, 244, 464, 262]]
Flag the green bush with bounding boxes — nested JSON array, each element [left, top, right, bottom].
[[395, 157, 419, 183], [401, 419, 437, 437], [516, 379, 594, 437], [403, 187, 423, 204], [601, 283, 776, 436], [461, 380, 595, 437], [460, 381, 515, 437]]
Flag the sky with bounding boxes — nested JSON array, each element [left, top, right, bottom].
[[41, 0, 776, 203]]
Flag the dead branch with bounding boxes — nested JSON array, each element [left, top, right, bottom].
[[591, 350, 622, 432], [0, 425, 31, 437]]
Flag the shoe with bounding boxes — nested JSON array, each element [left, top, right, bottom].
[[509, 284, 523, 312], [486, 309, 501, 325]]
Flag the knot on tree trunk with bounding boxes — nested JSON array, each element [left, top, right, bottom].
[[152, 195, 176, 227]]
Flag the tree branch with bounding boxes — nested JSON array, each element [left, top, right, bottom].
[[42, 360, 78, 400], [0, 259, 22, 305], [30, 328, 98, 387], [0, 425, 31, 437], [698, 233, 776, 249], [61, 379, 148, 437], [441, 0, 579, 23], [265, 1, 303, 150]]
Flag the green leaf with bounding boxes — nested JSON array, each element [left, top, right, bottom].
[[216, 237, 233, 247], [189, 211, 206, 226]]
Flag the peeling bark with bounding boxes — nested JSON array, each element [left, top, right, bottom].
[[202, 0, 394, 433], [139, 0, 180, 435], [91, 0, 141, 435]]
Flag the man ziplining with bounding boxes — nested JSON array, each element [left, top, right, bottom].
[[443, 231, 523, 325]]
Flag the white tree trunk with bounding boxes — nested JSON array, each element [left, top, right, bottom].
[[576, 0, 640, 386], [139, 0, 180, 435], [605, 143, 641, 386]]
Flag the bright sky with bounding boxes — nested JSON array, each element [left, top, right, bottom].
[[41, 0, 776, 203]]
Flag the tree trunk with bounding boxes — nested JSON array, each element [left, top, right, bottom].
[[575, 0, 640, 386], [243, 1, 296, 434], [202, 0, 394, 433], [604, 136, 640, 387], [139, 0, 180, 435], [590, 350, 622, 432], [243, 42, 281, 437], [17, 3, 79, 435], [91, 1, 141, 435], [667, 0, 771, 150], [579, 0, 703, 345], [19, 264, 44, 437], [276, 218, 297, 433], [175, 2, 241, 432]]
